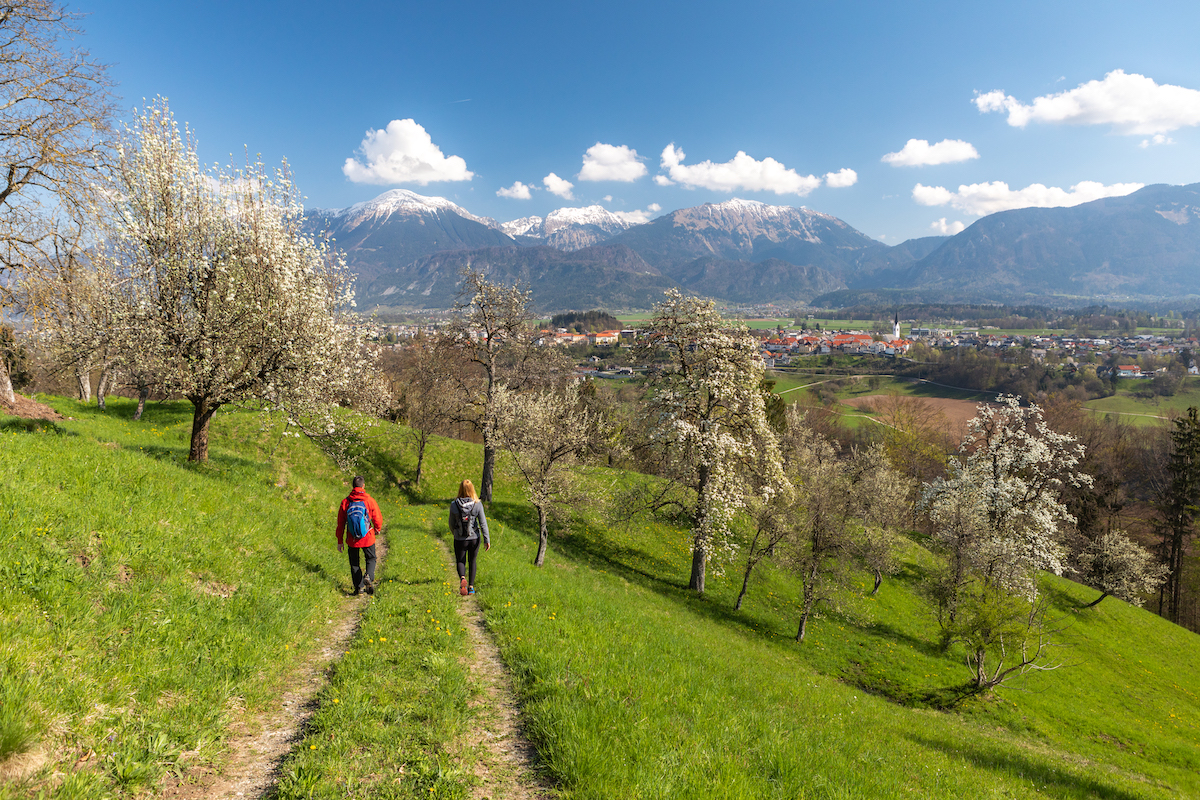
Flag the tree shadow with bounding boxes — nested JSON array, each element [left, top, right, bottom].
[[277, 544, 339, 589], [0, 418, 76, 436], [904, 731, 1151, 800]]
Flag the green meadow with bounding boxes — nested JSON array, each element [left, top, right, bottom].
[[3, 396, 1200, 798]]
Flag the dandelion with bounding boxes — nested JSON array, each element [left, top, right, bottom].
[[310, 744, 317, 750]]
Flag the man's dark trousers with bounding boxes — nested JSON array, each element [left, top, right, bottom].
[[349, 543, 377, 592]]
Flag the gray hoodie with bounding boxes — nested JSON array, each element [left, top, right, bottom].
[[449, 497, 490, 545]]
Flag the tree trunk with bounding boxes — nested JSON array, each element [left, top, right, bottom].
[[480, 441, 495, 502], [689, 535, 706, 593], [414, 435, 427, 487], [535, 505, 548, 567], [735, 556, 755, 611], [871, 568, 883, 596], [1080, 591, 1110, 610], [75, 367, 91, 402], [689, 464, 711, 593], [96, 367, 111, 410], [796, 600, 813, 642], [736, 530, 765, 610], [133, 384, 149, 421], [0, 357, 13, 405], [188, 396, 221, 462]]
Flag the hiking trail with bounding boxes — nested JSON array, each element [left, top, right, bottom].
[[161, 541, 384, 800], [441, 539, 554, 800]]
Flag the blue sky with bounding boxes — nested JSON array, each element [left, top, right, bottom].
[[81, 0, 1200, 242]]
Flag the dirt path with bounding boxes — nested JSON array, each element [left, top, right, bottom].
[[162, 542, 385, 800], [442, 541, 554, 800]]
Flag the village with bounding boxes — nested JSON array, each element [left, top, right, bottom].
[[361, 317, 1200, 379]]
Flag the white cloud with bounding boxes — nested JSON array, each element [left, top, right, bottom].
[[611, 203, 664, 225], [974, 70, 1200, 136], [496, 181, 533, 199], [657, 143, 822, 195], [343, 119, 473, 185], [543, 172, 575, 199], [603, 194, 613, 202], [1140, 133, 1175, 148], [882, 138, 979, 167], [913, 179, 1144, 216], [824, 168, 858, 187], [931, 218, 966, 235], [579, 143, 648, 182]]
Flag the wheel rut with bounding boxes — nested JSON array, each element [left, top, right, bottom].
[[161, 540, 385, 800], [441, 538, 555, 800]]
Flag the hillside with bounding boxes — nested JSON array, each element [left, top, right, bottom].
[[362, 244, 678, 311], [889, 183, 1200, 303], [4, 398, 1199, 798]]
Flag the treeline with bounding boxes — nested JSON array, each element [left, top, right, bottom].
[[897, 345, 1114, 402], [548, 309, 623, 332], [811, 303, 1194, 333]]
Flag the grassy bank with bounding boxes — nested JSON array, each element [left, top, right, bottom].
[[404, 436, 1200, 799], [6, 397, 1200, 799], [0, 398, 472, 799]]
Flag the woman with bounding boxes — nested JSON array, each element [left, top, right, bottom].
[[449, 479, 490, 595]]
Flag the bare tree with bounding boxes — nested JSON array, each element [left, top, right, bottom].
[[381, 338, 454, 487], [441, 268, 569, 501], [0, 0, 114, 404]]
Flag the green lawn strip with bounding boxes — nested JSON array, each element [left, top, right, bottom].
[[0, 398, 358, 797], [272, 502, 479, 800]]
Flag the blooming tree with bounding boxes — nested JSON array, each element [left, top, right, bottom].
[[493, 382, 596, 566], [1075, 530, 1168, 609], [637, 289, 787, 593], [99, 99, 361, 462], [922, 395, 1091, 691]]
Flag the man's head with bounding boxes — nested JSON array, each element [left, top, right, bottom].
[[352, 475, 365, 489]]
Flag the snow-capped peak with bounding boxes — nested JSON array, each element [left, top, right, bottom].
[[313, 189, 500, 231], [500, 215, 544, 238]]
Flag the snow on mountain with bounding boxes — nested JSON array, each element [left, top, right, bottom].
[[499, 205, 651, 250], [500, 215, 544, 238], [543, 205, 635, 236], [311, 188, 500, 232], [676, 198, 839, 244]]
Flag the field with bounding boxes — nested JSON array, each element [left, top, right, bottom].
[[1083, 379, 1200, 426], [3, 396, 1200, 798]]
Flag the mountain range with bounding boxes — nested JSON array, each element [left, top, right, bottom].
[[306, 183, 1200, 312]]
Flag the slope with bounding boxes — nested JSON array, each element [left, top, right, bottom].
[[282, 429, 1200, 799], [891, 183, 1200, 302], [361, 244, 678, 312], [0, 400, 482, 798]]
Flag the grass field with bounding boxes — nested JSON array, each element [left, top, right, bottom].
[[1084, 380, 1200, 426], [4, 396, 1200, 798]]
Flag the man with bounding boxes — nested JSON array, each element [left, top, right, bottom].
[[336, 476, 384, 596]]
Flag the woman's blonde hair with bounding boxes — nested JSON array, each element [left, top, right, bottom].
[[457, 479, 478, 500]]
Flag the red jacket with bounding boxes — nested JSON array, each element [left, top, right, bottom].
[[336, 488, 383, 548]]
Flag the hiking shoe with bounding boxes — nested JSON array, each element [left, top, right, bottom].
[[460, 577, 468, 596], [364, 578, 375, 596], [468, 586, 476, 595], [352, 586, 360, 596]]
